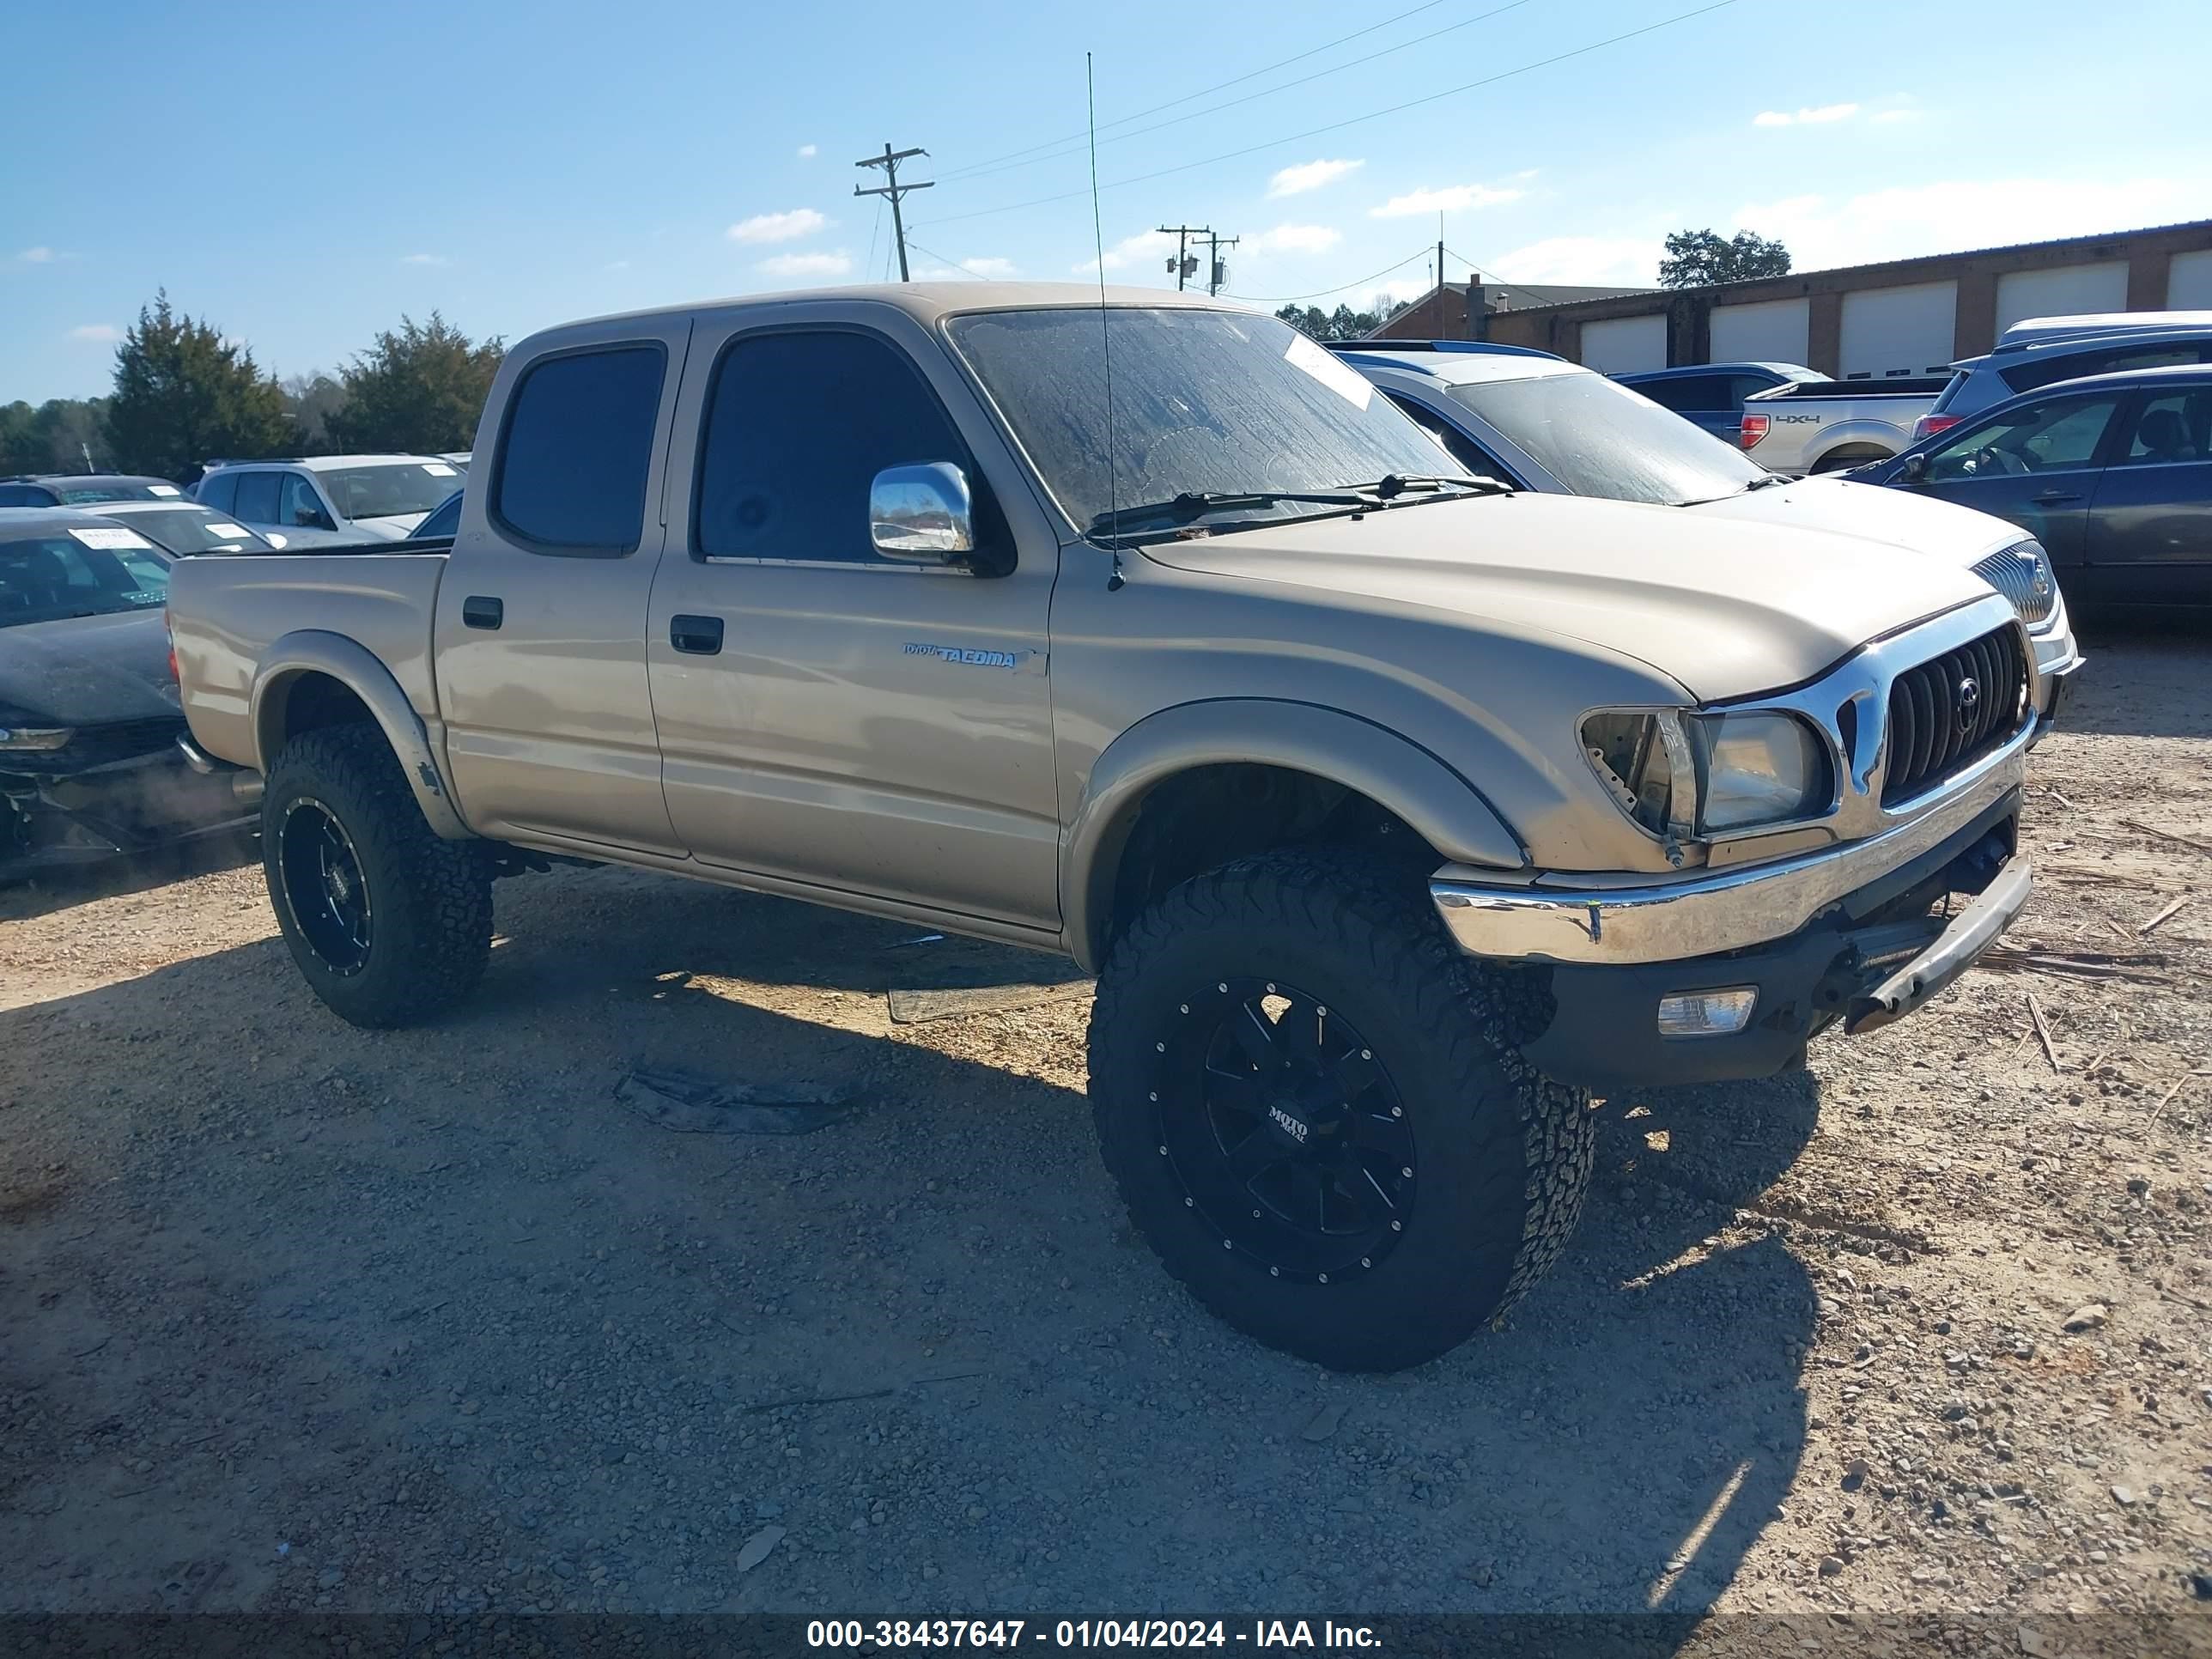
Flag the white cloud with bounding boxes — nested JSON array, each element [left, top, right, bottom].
[[797, 143, 818, 158], [1370, 182, 1522, 219], [17, 246, 55, 264], [1268, 158, 1363, 198], [1733, 176, 2193, 271], [1073, 229, 1177, 276], [401, 252, 447, 265], [1753, 102, 1859, 128], [757, 250, 854, 278], [959, 256, 1018, 278], [1250, 223, 1342, 255], [727, 208, 829, 245], [1871, 107, 1920, 125], [68, 324, 120, 343], [1488, 235, 1664, 287], [1374, 276, 1434, 304]]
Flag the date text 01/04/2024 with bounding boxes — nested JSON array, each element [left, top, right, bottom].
[[805, 1620, 1382, 1650]]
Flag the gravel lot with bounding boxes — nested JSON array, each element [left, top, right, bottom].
[[3, 626, 2209, 1639]]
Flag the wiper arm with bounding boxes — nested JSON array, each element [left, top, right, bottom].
[[1088, 489, 1364, 536], [1740, 472, 1792, 491], [1348, 473, 1512, 499]]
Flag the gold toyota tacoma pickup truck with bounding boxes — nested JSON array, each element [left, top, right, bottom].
[[167, 284, 2044, 1370]]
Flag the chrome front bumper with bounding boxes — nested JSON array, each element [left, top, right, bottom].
[[1431, 732, 2030, 966]]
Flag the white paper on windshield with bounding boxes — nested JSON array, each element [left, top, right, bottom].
[[422, 462, 459, 477], [206, 523, 251, 538], [68, 526, 156, 550], [148, 483, 182, 496], [1283, 331, 1373, 410]]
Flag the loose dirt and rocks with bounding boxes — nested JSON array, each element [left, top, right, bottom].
[[2, 627, 2208, 1644]]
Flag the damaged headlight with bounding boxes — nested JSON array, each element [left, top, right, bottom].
[[1582, 709, 1830, 840], [0, 726, 74, 751]]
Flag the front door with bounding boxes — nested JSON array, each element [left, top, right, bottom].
[[1905, 387, 2125, 576], [431, 316, 691, 854], [647, 310, 1061, 931], [2083, 382, 2212, 601]]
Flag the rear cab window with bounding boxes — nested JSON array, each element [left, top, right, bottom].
[[233, 471, 283, 524], [494, 346, 666, 553]]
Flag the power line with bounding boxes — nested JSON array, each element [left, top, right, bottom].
[[915, 1, 1737, 234], [854, 143, 933, 283], [944, 0, 1537, 191], [1225, 246, 1435, 305], [936, 0, 1455, 182], [902, 238, 985, 277]]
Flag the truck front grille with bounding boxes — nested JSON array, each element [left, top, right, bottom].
[[1970, 544, 2057, 626], [1881, 625, 2029, 807]]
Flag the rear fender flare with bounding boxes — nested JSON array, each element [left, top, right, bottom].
[[249, 630, 471, 840], [1065, 699, 1526, 971]]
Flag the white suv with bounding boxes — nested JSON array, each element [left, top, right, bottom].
[[194, 454, 465, 544]]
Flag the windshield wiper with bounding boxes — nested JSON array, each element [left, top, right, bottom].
[[1088, 489, 1364, 536], [1346, 473, 1512, 499], [1739, 472, 1792, 491]]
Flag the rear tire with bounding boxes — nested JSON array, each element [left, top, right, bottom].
[[1087, 851, 1594, 1372], [262, 724, 491, 1029]]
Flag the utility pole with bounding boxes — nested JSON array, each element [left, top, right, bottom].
[[1203, 230, 1239, 297], [854, 143, 932, 283], [1157, 224, 1209, 291]]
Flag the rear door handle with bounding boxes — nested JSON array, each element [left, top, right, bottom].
[[462, 595, 502, 629], [670, 614, 725, 655], [2032, 490, 2081, 504]]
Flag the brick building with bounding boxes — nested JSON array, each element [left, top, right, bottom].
[[1370, 218, 2212, 380]]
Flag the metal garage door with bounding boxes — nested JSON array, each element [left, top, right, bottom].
[[1996, 261, 2130, 332], [1838, 283, 1957, 379], [2169, 249, 2212, 308], [1709, 297, 1810, 367], [1578, 313, 1668, 374]]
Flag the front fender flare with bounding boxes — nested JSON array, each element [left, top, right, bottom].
[[250, 630, 471, 841], [1065, 699, 1525, 971]]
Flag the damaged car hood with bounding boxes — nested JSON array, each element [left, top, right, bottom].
[[0, 610, 182, 727], [1139, 492, 1993, 702]]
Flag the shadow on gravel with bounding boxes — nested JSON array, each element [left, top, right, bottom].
[[0, 867, 1816, 1629], [0, 830, 258, 924]]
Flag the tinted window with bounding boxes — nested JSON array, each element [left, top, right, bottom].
[[233, 471, 283, 523], [1632, 375, 1725, 413], [97, 507, 270, 555], [0, 484, 56, 507], [1925, 396, 2120, 482], [2112, 389, 2212, 465], [696, 331, 975, 563], [415, 489, 464, 539], [2002, 343, 2205, 395], [198, 471, 239, 513], [1723, 374, 1778, 407], [495, 346, 665, 550], [0, 531, 170, 626], [1384, 393, 1509, 479], [280, 471, 331, 528]]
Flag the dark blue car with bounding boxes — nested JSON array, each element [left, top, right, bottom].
[[1613, 362, 1823, 446], [1856, 361, 2212, 606]]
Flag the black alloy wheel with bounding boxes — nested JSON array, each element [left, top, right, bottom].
[[277, 796, 373, 975], [1158, 977, 1415, 1281]]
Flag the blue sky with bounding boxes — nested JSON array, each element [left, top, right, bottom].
[[6, 0, 2208, 403]]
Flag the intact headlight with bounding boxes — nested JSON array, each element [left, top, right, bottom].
[[1582, 709, 1830, 840]]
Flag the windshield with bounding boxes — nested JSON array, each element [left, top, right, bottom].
[[946, 307, 1470, 532], [1448, 372, 1768, 506], [101, 507, 271, 556], [58, 480, 175, 504], [0, 531, 171, 627], [314, 462, 464, 521]]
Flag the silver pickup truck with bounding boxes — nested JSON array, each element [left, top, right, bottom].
[[168, 283, 2044, 1370], [1741, 375, 1951, 475]]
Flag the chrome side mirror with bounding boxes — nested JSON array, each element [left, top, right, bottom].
[[870, 463, 975, 562]]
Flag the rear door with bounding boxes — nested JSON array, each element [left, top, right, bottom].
[[2083, 382, 2212, 599], [431, 314, 692, 854], [646, 303, 1062, 930], [1904, 388, 2125, 574]]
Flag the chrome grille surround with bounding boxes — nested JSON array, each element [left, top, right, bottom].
[[1971, 540, 2057, 627]]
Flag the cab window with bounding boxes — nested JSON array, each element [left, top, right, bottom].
[[1925, 396, 2121, 482]]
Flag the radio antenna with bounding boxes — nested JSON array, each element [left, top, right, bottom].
[[1087, 51, 1125, 588]]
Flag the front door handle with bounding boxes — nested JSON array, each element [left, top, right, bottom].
[[670, 614, 725, 655], [2032, 489, 2081, 504], [462, 595, 502, 629]]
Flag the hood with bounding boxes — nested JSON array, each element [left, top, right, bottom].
[[1689, 476, 2022, 564], [0, 609, 182, 727], [350, 512, 428, 541], [1140, 492, 1992, 703]]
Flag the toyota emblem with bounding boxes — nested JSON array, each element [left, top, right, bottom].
[[1955, 675, 1982, 729]]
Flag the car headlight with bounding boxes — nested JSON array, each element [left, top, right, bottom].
[[0, 726, 75, 751], [1582, 709, 1830, 840], [1971, 540, 2057, 629]]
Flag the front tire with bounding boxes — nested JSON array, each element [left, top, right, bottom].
[[1087, 852, 1594, 1372], [262, 725, 492, 1029]]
